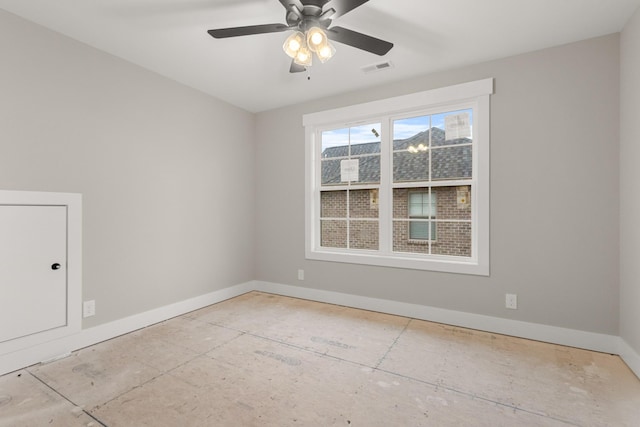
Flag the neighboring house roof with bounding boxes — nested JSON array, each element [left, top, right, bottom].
[[321, 128, 472, 185]]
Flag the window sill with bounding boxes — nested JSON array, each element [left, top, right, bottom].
[[307, 248, 489, 276], [407, 239, 433, 245]]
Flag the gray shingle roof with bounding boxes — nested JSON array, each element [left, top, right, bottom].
[[321, 128, 471, 185]]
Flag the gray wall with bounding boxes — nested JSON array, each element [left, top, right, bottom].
[[255, 34, 621, 335], [620, 8, 640, 353], [0, 10, 256, 327], [1, 6, 629, 340]]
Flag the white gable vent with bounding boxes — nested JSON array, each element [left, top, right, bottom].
[[361, 61, 394, 74]]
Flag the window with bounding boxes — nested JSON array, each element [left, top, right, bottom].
[[320, 123, 381, 250], [408, 191, 436, 241], [304, 79, 492, 275]]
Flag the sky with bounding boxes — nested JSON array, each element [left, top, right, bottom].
[[320, 109, 472, 150]]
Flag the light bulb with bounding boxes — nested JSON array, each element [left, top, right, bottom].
[[310, 32, 323, 46], [317, 42, 335, 63], [294, 46, 312, 66], [283, 31, 305, 58], [289, 39, 301, 51], [306, 27, 327, 53]]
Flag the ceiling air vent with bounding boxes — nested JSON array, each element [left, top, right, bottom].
[[362, 61, 394, 74]]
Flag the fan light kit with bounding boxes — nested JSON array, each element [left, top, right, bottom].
[[207, 0, 393, 73], [284, 27, 335, 66]]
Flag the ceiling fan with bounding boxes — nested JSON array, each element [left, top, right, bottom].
[[207, 0, 393, 73]]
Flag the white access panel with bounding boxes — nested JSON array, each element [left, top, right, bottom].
[[0, 191, 81, 375], [0, 205, 68, 343]]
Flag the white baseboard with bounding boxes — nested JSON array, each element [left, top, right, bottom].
[[0, 281, 253, 376], [254, 281, 640, 379], [618, 338, 640, 380], [253, 281, 621, 354], [3, 279, 639, 381]]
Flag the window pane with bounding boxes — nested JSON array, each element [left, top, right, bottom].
[[321, 128, 349, 158], [321, 159, 341, 185], [431, 109, 473, 146], [351, 154, 380, 184], [431, 221, 472, 257], [393, 188, 408, 219], [409, 198, 424, 216], [349, 124, 380, 185], [325, 156, 378, 185], [393, 186, 470, 256], [393, 115, 430, 183], [410, 221, 428, 239], [321, 220, 347, 248], [393, 115, 430, 144], [350, 126, 381, 154], [322, 124, 381, 156], [409, 221, 435, 240], [393, 150, 429, 182], [349, 220, 379, 250], [349, 189, 379, 219], [396, 188, 436, 217], [408, 192, 436, 217], [322, 123, 380, 185], [393, 221, 429, 254], [321, 190, 346, 218], [408, 192, 422, 204], [433, 186, 471, 220], [431, 145, 472, 181]]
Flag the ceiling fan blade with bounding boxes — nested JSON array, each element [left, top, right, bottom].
[[290, 60, 306, 73], [326, 0, 370, 19], [208, 23, 289, 38], [279, 0, 304, 24], [327, 26, 393, 55], [278, 0, 305, 13]]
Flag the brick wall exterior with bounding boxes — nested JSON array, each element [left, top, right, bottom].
[[321, 189, 379, 249], [320, 219, 347, 248], [320, 186, 471, 257], [349, 220, 378, 250], [393, 186, 471, 256], [321, 191, 347, 218]]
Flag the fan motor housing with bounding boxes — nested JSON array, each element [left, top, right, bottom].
[[285, 0, 328, 27]]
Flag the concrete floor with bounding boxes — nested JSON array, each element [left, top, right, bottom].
[[1, 291, 639, 426]]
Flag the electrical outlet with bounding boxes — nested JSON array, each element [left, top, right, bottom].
[[505, 294, 518, 310], [298, 269, 304, 281], [83, 300, 96, 318]]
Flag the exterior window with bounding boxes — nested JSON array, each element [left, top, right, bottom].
[[304, 79, 492, 275], [391, 110, 473, 257], [319, 123, 381, 250], [409, 192, 436, 241]]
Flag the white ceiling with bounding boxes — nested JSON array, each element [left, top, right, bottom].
[[1, 0, 638, 112]]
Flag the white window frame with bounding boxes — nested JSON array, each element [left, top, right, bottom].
[[304, 79, 492, 275]]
